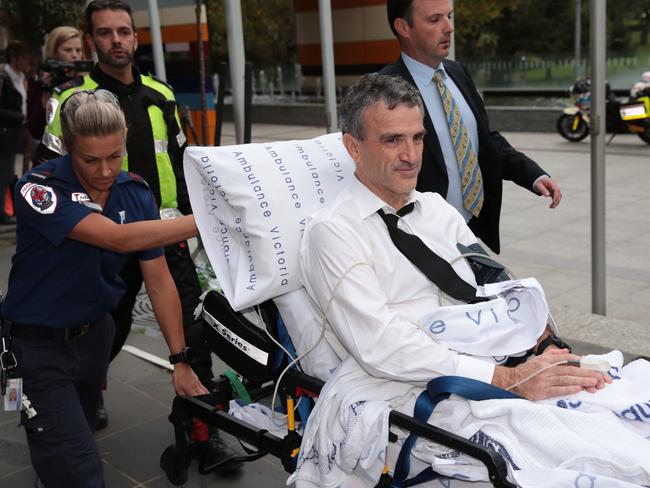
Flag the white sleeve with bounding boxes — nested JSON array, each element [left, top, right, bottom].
[[300, 219, 494, 386]]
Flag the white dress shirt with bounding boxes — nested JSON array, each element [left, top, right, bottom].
[[402, 53, 477, 222], [299, 176, 496, 386]]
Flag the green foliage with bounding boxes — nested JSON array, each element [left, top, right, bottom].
[[0, 0, 85, 52], [206, 0, 295, 68], [455, 0, 650, 58], [497, 0, 575, 54], [453, 0, 519, 55]]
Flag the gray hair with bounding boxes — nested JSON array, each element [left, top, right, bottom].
[[339, 73, 423, 140], [60, 89, 126, 151]]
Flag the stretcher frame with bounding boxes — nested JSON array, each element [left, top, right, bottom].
[[160, 290, 517, 488]]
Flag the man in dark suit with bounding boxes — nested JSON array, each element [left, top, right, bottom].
[[380, 0, 562, 253]]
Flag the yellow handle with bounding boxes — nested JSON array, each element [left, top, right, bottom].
[[286, 395, 295, 431]]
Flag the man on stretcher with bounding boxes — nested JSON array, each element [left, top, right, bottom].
[[300, 73, 608, 400], [291, 74, 650, 488]]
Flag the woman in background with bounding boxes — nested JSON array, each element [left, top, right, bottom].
[[27, 26, 84, 163]]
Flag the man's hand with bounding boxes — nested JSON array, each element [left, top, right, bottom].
[[171, 363, 209, 396], [534, 176, 562, 208], [493, 348, 611, 401]]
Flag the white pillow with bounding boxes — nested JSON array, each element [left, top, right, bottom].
[[184, 133, 355, 310]]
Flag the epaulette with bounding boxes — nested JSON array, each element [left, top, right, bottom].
[[26, 168, 55, 182], [127, 171, 151, 188], [147, 73, 173, 91], [53, 76, 85, 95]]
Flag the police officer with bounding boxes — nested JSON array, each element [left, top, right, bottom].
[[2, 89, 207, 487], [38, 0, 214, 428]]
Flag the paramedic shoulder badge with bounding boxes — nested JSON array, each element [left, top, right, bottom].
[[21, 183, 58, 214]]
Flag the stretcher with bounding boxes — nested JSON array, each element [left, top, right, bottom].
[[158, 134, 529, 487], [159, 130, 650, 487], [160, 289, 516, 487]]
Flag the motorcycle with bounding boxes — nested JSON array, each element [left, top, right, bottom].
[[556, 78, 650, 144]]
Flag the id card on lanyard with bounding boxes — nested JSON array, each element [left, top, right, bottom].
[[3, 377, 22, 411], [1, 305, 25, 413]]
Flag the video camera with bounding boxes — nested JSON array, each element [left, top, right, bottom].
[[40, 58, 94, 90]]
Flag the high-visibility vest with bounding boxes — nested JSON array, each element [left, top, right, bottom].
[[42, 72, 186, 209]]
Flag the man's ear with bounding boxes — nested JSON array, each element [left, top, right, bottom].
[[394, 17, 410, 39], [342, 133, 361, 165], [85, 33, 96, 53], [133, 30, 138, 52]]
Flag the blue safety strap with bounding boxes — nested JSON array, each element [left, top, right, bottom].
[[391, 376, 521, 487], [273, 315, 314, 424], [272, 315, 298, 376], [394, 466, 439, 487]]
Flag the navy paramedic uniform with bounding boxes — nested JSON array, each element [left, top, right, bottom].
[[39, 65, 210, 386], [1, 155, 163, 488]]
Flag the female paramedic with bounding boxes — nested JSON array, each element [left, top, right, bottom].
[[0, 89, 208, 487]]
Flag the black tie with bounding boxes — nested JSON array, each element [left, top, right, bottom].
[[377, 203, 486, 303]]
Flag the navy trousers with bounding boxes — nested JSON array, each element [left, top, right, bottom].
[[14, 315, 115, 488]]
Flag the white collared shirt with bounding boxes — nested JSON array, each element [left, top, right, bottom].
[[4, 63, 26, 116], [402, 53, 478, 222], [299, 176, 496, 386]]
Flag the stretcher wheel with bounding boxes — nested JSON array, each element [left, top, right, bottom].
[[160, 445, 189, 486]]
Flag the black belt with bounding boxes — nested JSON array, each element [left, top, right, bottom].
[[11, 323, 91, 342]]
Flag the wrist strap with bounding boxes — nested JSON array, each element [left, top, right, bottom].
[[537, 334, 571, 355]]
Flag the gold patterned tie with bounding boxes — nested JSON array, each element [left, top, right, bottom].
[[433, 71, 484, 217]]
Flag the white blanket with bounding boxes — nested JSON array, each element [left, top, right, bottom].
[[289, 354, 650, 488], [418, 278, 548, 360]]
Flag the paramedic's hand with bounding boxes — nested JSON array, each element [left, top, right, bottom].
[[172, 363, 209, 396], [534, 176, 562, 208], [492, 348, 611, 400]]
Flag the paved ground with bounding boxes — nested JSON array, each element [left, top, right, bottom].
[[0, 126, 649, 487]]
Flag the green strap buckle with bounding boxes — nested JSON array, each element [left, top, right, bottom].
[[223, 369, 252, 404]]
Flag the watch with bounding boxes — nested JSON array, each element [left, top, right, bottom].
[[168, 346, 194, 365], [536, 334, 571, 355]]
